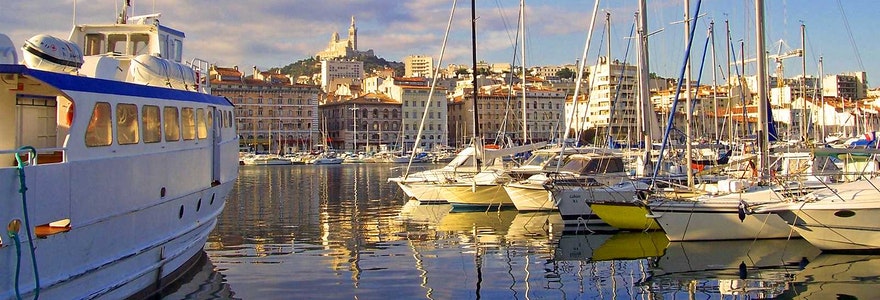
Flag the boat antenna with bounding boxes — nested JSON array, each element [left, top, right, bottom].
[[117, 0, 130, 24]]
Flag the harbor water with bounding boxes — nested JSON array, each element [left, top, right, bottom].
[[161, 163, 880, 299]]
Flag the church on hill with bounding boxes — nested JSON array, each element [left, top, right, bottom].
[[316, 16, 375, 60]]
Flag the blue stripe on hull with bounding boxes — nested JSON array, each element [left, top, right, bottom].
[[0, 64, 232, 107]]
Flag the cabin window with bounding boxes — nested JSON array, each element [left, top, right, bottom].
[[84, 34, 105, 56], [116, 103, 140, 145], [164, 106, 180, 141], [181, 108, 196, 140], [143, 105, 161, 143], [196, 108, 208, 139], [206, 110, 214, 131], [85, 102, 113, 147], [131, 33, 151, 56], [107, 34, 127, 55]]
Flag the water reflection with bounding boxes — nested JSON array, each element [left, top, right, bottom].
[[649, 238, 821, 298], [779, 254, 880, 299], [166, 164, 880, 299]]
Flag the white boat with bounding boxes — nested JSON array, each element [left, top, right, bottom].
[[242, 154, 292, 166], [0, 6, 238, 299], [753, 177, 880, 251], [390, 143, 544, 208], [540, 153, 641, 227], [647, 151, 838, 241], [310, 152, 344, 165], [503, 146, 611, 211]]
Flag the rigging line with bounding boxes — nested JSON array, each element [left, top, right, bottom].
[[403, 0, 458, 179], [651, 0, 705, 187], [606, 22, 636, 148], [835, 0, 865, 72], [492, 0, 518, 51]]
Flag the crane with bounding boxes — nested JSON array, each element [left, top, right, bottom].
[[730, 39, 803, 87]]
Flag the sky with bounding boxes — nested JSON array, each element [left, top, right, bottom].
[[3, 0, 879, 86]]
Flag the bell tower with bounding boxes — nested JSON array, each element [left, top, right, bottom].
[[348, 16, 357, 50]]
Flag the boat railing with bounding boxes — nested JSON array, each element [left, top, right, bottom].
[[1, 147, 66, 166], [187, 58, 212, 94]]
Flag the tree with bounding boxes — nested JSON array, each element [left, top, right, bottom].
[[556, 68, 575, 79]]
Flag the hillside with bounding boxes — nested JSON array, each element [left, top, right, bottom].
[[274, 55, 405, 80]]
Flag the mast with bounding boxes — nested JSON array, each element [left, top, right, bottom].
[[684, 0, 694, 187], [636, 0, 652, 177], [520, 0, 528, 144], [800, 23, 808, 143], [605, 11, 612, 146], [710, 21, 719, 142], [471, 0, 480, 169], [819, 56, 825, 140], [755, 0, 770, 177], [725, 19, 734, 145]]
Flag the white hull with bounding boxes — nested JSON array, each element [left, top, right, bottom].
[[397, 181, 512, 207], [649, 191, 797, 241], [1, 26, 238, 297], [504, 182, 555, 211], [553, 183, 642, 228], [754, 178, 880, 250]]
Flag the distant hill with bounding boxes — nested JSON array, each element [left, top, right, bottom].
[[274, 55, 405, 80]]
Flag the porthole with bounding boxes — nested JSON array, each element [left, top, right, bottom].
[[210, 194, 215, 205], [197, 199, 202, 212], [178, 205, 184, 219], [161, 187, 166, 198], [834, 210, 856, 218]]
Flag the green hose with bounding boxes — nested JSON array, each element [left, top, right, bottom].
[[13, 146, 40, 300]]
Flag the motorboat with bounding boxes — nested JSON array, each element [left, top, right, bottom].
[[0, 5, 238, 299]]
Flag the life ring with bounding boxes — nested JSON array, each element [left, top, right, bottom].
[[64, 102, 75, 126]]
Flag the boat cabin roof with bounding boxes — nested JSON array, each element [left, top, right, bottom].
[[69, 15, 186, 62]]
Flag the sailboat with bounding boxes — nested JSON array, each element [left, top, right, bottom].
[[389, 0, 545, 208]]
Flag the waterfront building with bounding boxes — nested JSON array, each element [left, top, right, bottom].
[[381, 77, 448, 151], [210, 65, 321, 152], [404, 55, 434, 77], [320, 93, 401, 152], [448, 84, 564, 147]]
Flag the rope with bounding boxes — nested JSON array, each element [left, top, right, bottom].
[[14, 146, 41, 299]]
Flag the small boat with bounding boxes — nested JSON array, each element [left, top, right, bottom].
[[242, 154, 292, 166], [0, 4, 237, 299]]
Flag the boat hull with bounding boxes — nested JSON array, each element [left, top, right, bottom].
[[771, 205, 880, 251], [398, 181, 513, 207], [0, 164, 233, 299], [504, 182, 556, 211], [590, 202, 662, 231], [649, 200, 797, 241]]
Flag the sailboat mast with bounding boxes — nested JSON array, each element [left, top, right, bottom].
[[520, 0, 528, 144], [471, 0, 481, 169], [684, 0, 694, 188], [636, 0, 652, 177], [755, 0, 770, 177], [725, 19, 734, 145], [801, 23, 808, 143], [605, 11, 612, 146], [710, 21, 719, 142]]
